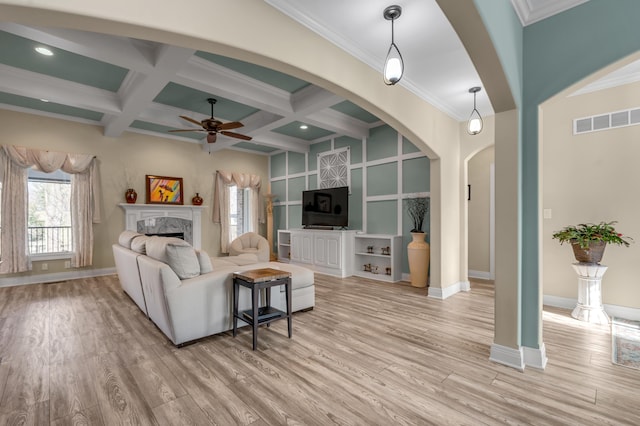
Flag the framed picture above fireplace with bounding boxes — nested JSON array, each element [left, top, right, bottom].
[[146, 175, 183, 205]]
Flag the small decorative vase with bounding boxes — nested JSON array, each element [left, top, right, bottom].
[[407, 232, 430, 288], [125, 188, 137, 204], [192, 193, 203, 206]]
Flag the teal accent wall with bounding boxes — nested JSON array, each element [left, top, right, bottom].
[[367, 200, 397, 234], [403, 157, 430, 194], [367, 125, 397, 161], [287, 176, 305, 201], [519, 0, 640, 349], [308, 174, 318, 190], [270, 131, 428, 274], [335, 135, 362, 164], [308, 140, 331, 171], [402, 136, 420, 154], [288, 205, 302, 229], [367, 163, 397, 196], [271, 179, 286, 203], [288, 152, 306, 174], [475, 0, 640, 349], [349, 168, 363, 231], [271, 152, 286, 178]]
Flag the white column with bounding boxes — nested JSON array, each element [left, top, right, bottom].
[[571, 263, 609, 324]]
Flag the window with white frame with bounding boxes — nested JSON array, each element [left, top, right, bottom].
[[228, 185, 252, 243], [27, 168, 72, 256]]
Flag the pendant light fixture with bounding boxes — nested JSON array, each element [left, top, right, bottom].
[[467, 87, 483, 135], [383, 5, 404, 85]]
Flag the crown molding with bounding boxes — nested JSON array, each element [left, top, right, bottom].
[[510, 0, 589, 26]]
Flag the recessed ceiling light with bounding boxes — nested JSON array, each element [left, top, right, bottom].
[[35, 46, 53, 56], [40, 99, 49, 102], [299, 124, 308, 130]]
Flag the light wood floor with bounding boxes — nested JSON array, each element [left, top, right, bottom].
[[0, 274, 639, 425]]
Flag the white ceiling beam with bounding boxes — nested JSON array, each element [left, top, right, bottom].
[[175, 56, 293, 116], [104, 45, 196, 137], [304, 108, 369, 139], [0, 23, 155, 73], [0, 64, 120, 114], [248, 133, 311, 153], [291, 85, 342, 114]]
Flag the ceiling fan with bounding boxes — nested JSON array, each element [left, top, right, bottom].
[[168, 98, 252, 143]]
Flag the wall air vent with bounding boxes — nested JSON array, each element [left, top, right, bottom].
[[574, 107, 640, 134]]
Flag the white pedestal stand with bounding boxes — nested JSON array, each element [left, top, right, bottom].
[[570, 263, 609, 324]]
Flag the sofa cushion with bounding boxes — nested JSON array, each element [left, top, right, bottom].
[[118, 230, 142, 249], [195, 250, 213, 274], [130, 235, 150, 254]]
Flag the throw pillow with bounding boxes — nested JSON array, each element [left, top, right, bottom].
[[166, 243, 201, 280]]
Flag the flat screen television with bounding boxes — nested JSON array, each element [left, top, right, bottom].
[[301, 186, 349, 228]]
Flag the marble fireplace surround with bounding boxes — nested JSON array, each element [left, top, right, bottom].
[[119, 204, 205, 249]]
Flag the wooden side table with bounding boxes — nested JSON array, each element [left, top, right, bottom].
[[232, 268, 292, 350]]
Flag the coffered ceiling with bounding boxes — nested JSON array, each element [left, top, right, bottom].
[[0, 1, 594, 155]]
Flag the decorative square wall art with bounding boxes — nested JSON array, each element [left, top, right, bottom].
[[318, 147, 350, 191], [146, 175, 183, 205]]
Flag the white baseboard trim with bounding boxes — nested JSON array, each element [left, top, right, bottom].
[[401, 273, 410, 282], [489, 343, 524, 371], [523, 343, 548, 370], [0, 267, 116, 288], [468, 270, 494, 280], [543, 294, 640, 320], [428, 281, 469, 299]]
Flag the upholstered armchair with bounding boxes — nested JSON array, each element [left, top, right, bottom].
[[229, 232, 270, 262]]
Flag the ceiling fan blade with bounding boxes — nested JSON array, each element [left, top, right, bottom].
[[168, 129, 204, 132], [207, 133, 217, 143], [221, 131, 252, 141], [179, 115, 204, 127], [217, 121, 244, 131]]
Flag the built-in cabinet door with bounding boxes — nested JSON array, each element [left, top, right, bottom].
[[300, 234, 314, 264], [314, 233, 342, 269], [314, 235, 327, 266], [290, 233, 302, 262], [324, 233, 342, 269]]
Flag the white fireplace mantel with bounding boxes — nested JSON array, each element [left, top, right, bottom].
[[119, 203, 206, 249]]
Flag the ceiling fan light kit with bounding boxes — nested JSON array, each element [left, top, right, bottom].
[[383, 5, 404, 86], [168, 97, 252, 143], [467, 86, 483, 135]]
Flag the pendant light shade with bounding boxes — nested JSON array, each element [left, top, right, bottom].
[[467, 87, 483, 135], [383, 5, 404, 85]]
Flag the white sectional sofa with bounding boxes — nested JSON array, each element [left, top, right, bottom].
[[112, 231, 314, 345]]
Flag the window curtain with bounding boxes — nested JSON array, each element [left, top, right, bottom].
[[0, 145, 102, 273], [212, 170, 263, 253]]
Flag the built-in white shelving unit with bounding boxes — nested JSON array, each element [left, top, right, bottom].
[[353, 234, 402, 282]]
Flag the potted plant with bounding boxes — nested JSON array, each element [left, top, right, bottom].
[[552, 221, 632, 264], [407, 197, 428, 233], [405, 197, 430, 287]]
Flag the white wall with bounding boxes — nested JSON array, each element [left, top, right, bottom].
[[542, 81, 640, 309]]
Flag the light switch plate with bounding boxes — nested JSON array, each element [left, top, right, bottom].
[[543, 209, 552, 219]]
